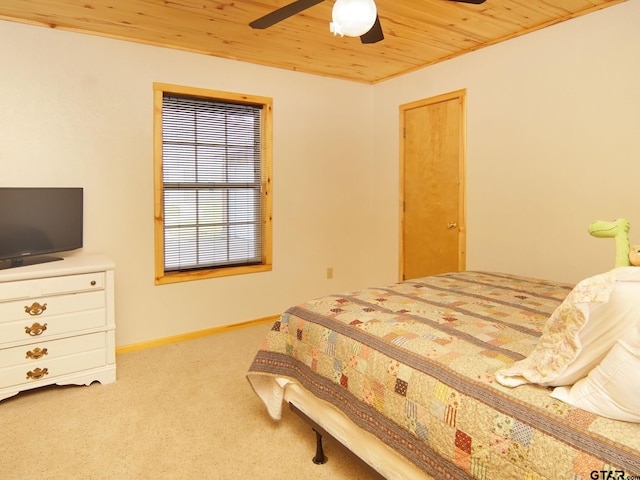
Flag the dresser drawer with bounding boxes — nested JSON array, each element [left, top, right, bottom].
[[0, 333, 108, 389], [0, 289, 105, 324], [0, 272, 105, 302], [0, 332, 107, 368], [0, 307, 107, 345]]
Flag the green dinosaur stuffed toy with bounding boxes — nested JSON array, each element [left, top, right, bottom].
[[588, 218, 632, 267]]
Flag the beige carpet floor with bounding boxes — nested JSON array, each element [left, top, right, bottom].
[[0, 323, 377, 479]]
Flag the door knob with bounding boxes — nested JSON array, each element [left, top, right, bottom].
[[447, 222, 457, 229]]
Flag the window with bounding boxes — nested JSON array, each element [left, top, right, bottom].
[[153, 83, 272, 284]]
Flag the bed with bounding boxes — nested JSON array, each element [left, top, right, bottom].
[[247, 270, 640, 479]]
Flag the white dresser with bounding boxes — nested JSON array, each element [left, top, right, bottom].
[[0, 254, 115, 401]]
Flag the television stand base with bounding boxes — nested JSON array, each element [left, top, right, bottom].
[[0, 255, 63, 270]]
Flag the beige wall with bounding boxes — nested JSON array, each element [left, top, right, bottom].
[[371, 0, 640, 285], [1, 0, 639, 346], [0, 21, 376, 347]]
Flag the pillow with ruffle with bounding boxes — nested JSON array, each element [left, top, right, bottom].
[[496, 268, 640, 388], [551, 320, 640, 422]]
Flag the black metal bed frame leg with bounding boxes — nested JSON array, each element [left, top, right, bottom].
[[312, 428, 327, 464], [289, 402, 384, 478]]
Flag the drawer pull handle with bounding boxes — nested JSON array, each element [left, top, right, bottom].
[[26, 368, 49, 380], [25, 302, 47, 316], [26, 347, 49, 360], [91, 280, 97, 286], [25, 322, 48, 336]]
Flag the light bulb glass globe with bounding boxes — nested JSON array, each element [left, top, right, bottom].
[[330, 0, 377, 37]]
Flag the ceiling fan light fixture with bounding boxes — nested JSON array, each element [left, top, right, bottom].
[[330, 0, 377, 37]]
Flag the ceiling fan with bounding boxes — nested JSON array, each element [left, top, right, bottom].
[[249, 0, 487, 45]]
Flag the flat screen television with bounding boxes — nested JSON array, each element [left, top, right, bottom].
[[0, 187, 83, 270]]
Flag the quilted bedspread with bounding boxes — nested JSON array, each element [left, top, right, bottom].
[[247, 272, 640, 479]]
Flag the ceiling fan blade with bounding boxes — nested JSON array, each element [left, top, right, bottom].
[[448, 0, 486, 4], [250, 0, 325, 29], [360, 15, 384, 44]]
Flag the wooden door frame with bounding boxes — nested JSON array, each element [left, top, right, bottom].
[[399, 89, 467, 281]]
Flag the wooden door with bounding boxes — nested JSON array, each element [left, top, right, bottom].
[[400, 90, 466, 280]]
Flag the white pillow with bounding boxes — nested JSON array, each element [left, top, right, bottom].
[[544, 281, 640, 385], [496, 268, 640, 387], [615, 266, 640, 281], [551, 319, 640, 423]]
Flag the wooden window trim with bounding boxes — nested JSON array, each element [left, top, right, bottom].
[[153, 82, 273, 285]]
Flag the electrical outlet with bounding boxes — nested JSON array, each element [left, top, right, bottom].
[[326, 267, 334, 279]]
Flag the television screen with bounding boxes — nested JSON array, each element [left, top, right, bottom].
[[0, 187, 83, 268]]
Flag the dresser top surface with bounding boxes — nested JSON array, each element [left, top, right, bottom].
[[0, 254, 114, 282]]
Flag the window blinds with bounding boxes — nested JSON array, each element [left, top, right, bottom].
[[161, 93, 263, 272]]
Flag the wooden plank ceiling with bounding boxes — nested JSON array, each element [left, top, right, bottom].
[[0, 0, 626, 83]]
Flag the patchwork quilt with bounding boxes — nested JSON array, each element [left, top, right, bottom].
[[247, 272, 640, 479]]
